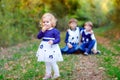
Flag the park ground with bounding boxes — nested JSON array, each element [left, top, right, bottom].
[[0, 27, 120, 80]]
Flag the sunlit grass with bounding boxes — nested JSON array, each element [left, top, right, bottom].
[[96, 38, 120, 80], [93, 26, 120, 80], [94, 25, 113, 37], [0, 31, 120, 80], [0, 36, 79, 80]]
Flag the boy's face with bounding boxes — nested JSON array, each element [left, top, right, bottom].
[[69, 22, 77, 30], [84, 24, 92, 31]]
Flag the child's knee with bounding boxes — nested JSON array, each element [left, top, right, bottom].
[[61, 46, 69, 52]]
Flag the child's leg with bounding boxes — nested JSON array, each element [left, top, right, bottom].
[[75, 44, 80, 50], [43, 62, 52, 79], [66, 44, 79, 54], [67, 48, 76, 54], [51, 62, 60, 77], [86, 40, 95, 54], [79, 43, 86, 52], [93, 41, 97, 50], [92, 41, 101, 54], [61, 46, 69, 53], [45, 62, 52, 75], [92, 41, 97, 53]]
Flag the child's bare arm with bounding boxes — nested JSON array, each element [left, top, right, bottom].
[[67, 43, 73, 48]]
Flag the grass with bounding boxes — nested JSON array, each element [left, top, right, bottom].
[[95, 27, 120, 80], [0, 37, 80, 80], [0, 30, 120, 80], [98, 43, 120, 80], [93, 25, 113, 37]]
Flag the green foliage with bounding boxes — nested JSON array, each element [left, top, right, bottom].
[[0, 0, 41, 47], [75, 0, 112, 27], [0, 0, 119, 47], [110, 0, 120, 25]]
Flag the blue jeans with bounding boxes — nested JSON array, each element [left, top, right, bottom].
[[79, 40, 95, 54], [61, 43, 79, 54]]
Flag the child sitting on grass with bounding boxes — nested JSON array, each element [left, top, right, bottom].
[[78, 21, 100, 55], [61, 18, 83, 54]]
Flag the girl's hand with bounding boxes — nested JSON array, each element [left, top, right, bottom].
[[67, 43, 73, 48], [42, 26, 47, 32], [48, 40, 53, 45]]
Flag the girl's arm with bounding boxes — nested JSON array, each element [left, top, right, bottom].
[[37, 26, 48, 39], [52, 29, 60, 44], [37, 30, 44, 39]]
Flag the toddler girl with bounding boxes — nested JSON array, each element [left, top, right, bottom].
[[36, 13, 63, 79]]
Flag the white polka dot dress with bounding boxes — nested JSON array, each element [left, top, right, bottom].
[[36, 41, 63, 62]]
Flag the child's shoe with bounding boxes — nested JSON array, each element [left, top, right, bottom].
[[96, 50, 101, 54], [42, 74, 52, 80], [52, 75, 60, 79], [84, 52, 88, 56], [92, 50, 101, 54]]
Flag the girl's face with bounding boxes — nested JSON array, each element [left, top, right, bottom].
[[69, 22, 77, 30], [84, 25, 92, 31], [42, 16, 52, 30]]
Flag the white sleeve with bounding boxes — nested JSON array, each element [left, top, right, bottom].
[[91, 33, 96, 40], [91, 33, 97, 51], [93, 42, 97, 50]]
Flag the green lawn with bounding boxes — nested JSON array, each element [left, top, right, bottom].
[[0, 30, 120, 80], [95, 27, 120, 80], [0, 39, 80, 80], [97, 41, 120, 80]]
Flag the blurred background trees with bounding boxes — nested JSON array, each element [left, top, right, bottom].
[[0, 0, 119, 47]]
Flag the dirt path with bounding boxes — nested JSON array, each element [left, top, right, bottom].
[[72, 36, 109, 80], [73, 55, 106, 80]]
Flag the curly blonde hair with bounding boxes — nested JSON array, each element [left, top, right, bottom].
[[40, 13, 57, 27]]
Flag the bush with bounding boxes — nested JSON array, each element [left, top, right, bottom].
[[0, 0, 42, 47]]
